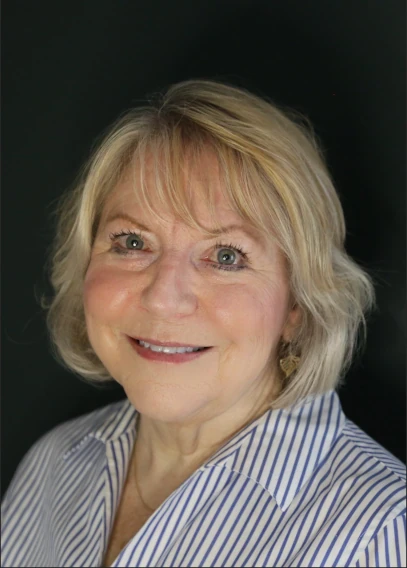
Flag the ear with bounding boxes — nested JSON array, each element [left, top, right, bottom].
[[282, 304, 302, 343]]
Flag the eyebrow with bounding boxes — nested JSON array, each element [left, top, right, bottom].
[[103, 212, 264, 243]]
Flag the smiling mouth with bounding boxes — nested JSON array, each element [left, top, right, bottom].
[[133, 338, 211, 354]]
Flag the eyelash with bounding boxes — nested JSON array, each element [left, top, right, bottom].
[[108, 230, 250, 272]]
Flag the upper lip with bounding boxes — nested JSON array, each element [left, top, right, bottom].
[[130, 336, 210, 348]]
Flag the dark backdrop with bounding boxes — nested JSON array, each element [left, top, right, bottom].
[[2, 0, 406, 497]]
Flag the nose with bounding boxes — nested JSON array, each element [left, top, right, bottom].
[[140, 253, 198, 318]]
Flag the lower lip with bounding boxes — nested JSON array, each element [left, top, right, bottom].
[[128, 337, 212, 363]]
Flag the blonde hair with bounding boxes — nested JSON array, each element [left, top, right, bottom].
[[45, 79, 375, 408]]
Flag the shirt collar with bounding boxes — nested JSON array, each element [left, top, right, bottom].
[[204, 390, 345, 510], [69, 389, 345, 512], [92, 398, 137, 442]]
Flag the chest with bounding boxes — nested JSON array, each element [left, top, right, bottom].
[[102, 457, 196, 566], [102, 482, 154, 567]]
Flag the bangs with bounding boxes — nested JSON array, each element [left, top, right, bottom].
[[127, 120, 273, 241]]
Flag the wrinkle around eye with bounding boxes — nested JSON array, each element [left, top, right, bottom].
[[91, 231, 274, 273]]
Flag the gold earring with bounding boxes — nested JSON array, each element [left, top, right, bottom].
[[279, 353, 300, 379]]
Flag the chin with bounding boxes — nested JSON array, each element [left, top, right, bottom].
[[122, 381, 211, 424]]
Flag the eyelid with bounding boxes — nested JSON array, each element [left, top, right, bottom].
[[109, 229, 146, 243], [108, 229, 249, 249], [109, 228, 143, 237]]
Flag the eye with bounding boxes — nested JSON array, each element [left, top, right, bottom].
[[211, 242, 249, 271], [108, 231, 250, 271], [109, 230, 145, 255], [124, 234, 144, 250], [217, 248, 237, 265]]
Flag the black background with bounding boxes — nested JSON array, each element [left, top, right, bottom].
[[2, 0, 406, 497]]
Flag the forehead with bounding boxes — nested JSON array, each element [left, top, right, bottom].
[[102, 149, 258, 234]]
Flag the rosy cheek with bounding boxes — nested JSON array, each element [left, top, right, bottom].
[[208, 286, 257, 329], [209, 284, 286, 346], [83, 266, 132, 319]]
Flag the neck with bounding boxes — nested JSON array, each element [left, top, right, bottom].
[[131, 374, 280, 488]]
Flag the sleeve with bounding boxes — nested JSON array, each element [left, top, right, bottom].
[[354, 514, 406, 567]]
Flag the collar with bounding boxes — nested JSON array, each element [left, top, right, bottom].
[[204, 390, 345, 510], [65, 389, 345, 512]]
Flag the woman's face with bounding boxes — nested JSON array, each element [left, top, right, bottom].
[[84, 151, 299, 425]]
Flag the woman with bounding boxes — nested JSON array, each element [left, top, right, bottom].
[[1, 80, 405, 568]]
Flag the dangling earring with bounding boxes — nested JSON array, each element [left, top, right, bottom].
[[279, 343, 300, 379]]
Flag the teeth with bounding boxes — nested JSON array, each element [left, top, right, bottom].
[[138, 340, 203, 354]]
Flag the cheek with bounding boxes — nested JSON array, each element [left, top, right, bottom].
[[210, 282, 289, 348], [83, 265, 134, 322]]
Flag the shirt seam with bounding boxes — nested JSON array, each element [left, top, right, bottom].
[[352, 507, 407, 564], [342, 422, 406, 485]]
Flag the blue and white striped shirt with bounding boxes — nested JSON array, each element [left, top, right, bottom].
[[2, 390, 406, 567]]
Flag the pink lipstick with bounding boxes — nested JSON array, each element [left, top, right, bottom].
[[127, 337, 212, 364]]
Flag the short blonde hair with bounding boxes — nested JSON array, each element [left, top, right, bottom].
[[45, 79, 375, 408]]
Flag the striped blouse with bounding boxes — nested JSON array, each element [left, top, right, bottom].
[[1, 390, 406, 567]]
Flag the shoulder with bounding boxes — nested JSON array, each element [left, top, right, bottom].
[[31, 398, 128, 457], [2, 398, 129, 507], [313, 418, 406, 565], [324, 417, 406, 526], [340, 418, 405, 483], [1, 398, 134, 567]]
